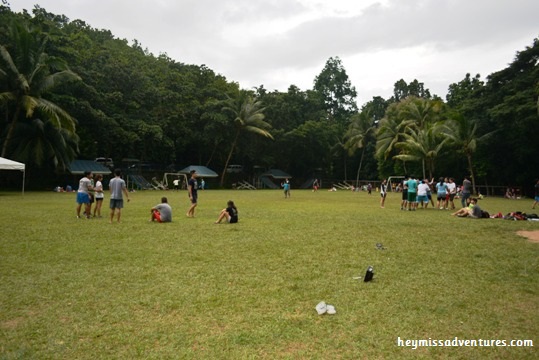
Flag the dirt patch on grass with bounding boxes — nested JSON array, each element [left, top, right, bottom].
[[517, 230, 539, 243]]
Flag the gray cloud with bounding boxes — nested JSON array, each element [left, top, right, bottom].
[[10, 0, 539, 104]]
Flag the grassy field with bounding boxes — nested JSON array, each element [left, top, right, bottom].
[[0, 189, 538, 359]]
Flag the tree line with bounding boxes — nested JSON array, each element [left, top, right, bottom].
[[1, 5, 538, 194]]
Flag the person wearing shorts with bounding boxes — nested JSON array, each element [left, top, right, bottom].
[[93, 174, 104, 217], [109, 169, 130, 223], [215, 200, 238, 224], [187, 170, 198, 217], [436, 177, 448, 209], [76, 171, 93, 219], [417, 180, 430, 209], [447, 177, 457, 210], [533, 179, 539, 210], [401, 176, 409, 210], [380, 179, 387, 208], [150, 197, 172, 223], [407, 176, 418, 211]]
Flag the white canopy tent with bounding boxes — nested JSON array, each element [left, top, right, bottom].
[[0, 157, 25, 194]]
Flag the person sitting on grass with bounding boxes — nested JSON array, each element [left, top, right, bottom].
[[451, 198, 482, 218], [150, 197, 172, 223], [215, 200, 238, 224]]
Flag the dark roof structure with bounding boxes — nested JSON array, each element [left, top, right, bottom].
[[178, 165, 219, 177], [69, 160, 112, 175], [260, 169, 292, 179]]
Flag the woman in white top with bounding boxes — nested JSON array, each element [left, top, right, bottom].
[[93, 174, 104, 217]]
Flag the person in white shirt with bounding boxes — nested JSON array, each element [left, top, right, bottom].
[[417, 180, 431, 209], [446, 177, 457, 210]]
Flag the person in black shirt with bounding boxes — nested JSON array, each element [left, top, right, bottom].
[[215, 200, 238, 224]]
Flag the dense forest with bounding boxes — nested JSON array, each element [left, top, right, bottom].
[[0, 4, 538, 194]]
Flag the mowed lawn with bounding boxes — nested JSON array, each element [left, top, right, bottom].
[[0, 189, 537, 359]]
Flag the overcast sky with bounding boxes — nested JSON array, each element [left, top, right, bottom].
[[9, 0, 539, 106]]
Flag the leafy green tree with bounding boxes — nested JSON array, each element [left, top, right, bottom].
[[313, 56, 358, 124], [392, 79, 432, 102], [220, 92, 273, 185], [0, 20, 80, 168]]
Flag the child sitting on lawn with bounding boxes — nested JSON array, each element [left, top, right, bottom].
[[215, 200, 238, 224]]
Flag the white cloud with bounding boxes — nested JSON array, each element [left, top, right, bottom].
[[8, 0, 539, 105]]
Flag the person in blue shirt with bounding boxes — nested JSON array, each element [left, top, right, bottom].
[[406, 175, 418, 211], [282, 178, 291, 198], [436, 177, 448, 210]]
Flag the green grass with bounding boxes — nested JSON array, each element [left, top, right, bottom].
[[0, 190, 538, 359]]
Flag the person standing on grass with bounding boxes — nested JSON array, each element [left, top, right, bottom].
[[109, 169, 130, 223], [282, 178, 291, 198], [533, 179, 539, 209], [76, 171, 94, 219], [186, 170, 198, 217], [461, 175, 472, 208], [407, 175, 418, 211], [400, 175, 409, 210], [150, 197, 172, 223], [215, 200, 239, 224], [417, 180, 430, 209], [380, 179, 387, 208], [93, 174, 104, 218], [436, 177, 448, 210], [447, 177, 457, 210]]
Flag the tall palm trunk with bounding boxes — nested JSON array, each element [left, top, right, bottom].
[[467, 152, 477, 195], [220, 130, 240, 186], [355, 147, 365, 185], [1, 106, 21, 158]]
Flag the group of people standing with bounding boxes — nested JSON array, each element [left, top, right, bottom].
[[76, 169, 130, 223], [75, 169, 237, 224], [395, 175, 472, 211]]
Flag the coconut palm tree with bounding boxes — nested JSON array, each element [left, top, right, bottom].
[[393, 122, 448, 179], [220, 93, 273, 185], [345, 111, 374, 184], [442, 113, 495, 194], [0, 20, 80, 165]]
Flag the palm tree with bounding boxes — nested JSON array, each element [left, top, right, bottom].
[[345, 111, 374, 184], [375, 105, 409, 172], [399, 96, 442, 131], [220, 93, 273, 185], [0, 21, 80, 163], [393, 122, 448, 179], [10, 117, 79, 168], [443, 113, 495, 194]]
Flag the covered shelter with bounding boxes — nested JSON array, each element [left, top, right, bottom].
[[0, 157, 25, 194], [260, 169, 292, 179], [69, 160, 112, 175], [178, 165, 218, 178], [259, 169, 292, 189]]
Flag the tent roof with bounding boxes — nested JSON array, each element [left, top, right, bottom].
[[260, 169, 292, 179], [178, 165, 218, 177], [69, 160, 111, 175], [0, 157, 25, 171]]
